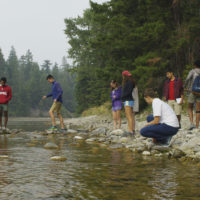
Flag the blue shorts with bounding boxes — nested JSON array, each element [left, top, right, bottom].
[[124, 101, 134, 107], [112, 106, 122, 111]]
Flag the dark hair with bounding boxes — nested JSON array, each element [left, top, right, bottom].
[[144, 88, 157, 98], [110, 80, 120, 91], [122, 75, 136, 88], [46, 74, 54, 80], [194, 60, 200, 68], [0, 77, 7, 83]]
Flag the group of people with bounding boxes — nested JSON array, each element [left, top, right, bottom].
[[111, 60, 200, 145]]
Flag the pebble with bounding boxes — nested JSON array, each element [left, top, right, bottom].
[[44, 143, 59, 149], [50, 156, 67, 161], [142, 151, 151, 156], [74, 136, 83, 140]]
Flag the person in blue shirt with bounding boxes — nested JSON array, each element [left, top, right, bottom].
[[42, 75, 65, 131]]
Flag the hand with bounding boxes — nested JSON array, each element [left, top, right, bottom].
[[163, 97, 166, 101], [42, 96, 47, 100], [113, 95, 116, 99], [180, 99, 183, 105], [145, 123, 150, 127], [54, 99, 57, 102]]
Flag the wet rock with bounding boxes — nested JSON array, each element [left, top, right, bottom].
[[142, 151, 151, 156], [109, 144, 123, 149], [27, 143, 36, 147], [66, 129, 78, 134], [44, 142, 59, 149], [119, 137, 129, 143], [98, 138, 106, 142], [86, 138, 97, 143], [152, 145, 170, 152], [171, 149, 186, 158], [91, 127, 107, 136], [0, 155, 9, 159], [154, 153, 162, 157], [74, 136, 83, 140], [50, 156, 67, 161]]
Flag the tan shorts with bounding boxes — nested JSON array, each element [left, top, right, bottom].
[[50, 102, 62, 114], [168, 100, 182, 116], [188, 92, 200, 104]]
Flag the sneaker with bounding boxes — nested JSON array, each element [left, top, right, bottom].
[[188, 124, 196, 130], [123, 131, 135, 137], [47, 126, 57, 131]]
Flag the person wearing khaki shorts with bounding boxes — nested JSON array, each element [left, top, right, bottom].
[[49, 101, 62, 115], [168, 100, 182, 116], [163, 70, 183, 127]]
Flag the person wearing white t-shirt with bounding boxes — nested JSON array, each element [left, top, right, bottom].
[[140, 88, 179, 145]]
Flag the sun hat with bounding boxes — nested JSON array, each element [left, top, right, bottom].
[[122, 70, 132, 76]]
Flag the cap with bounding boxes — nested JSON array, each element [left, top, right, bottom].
[[122, 70, 132, 76]]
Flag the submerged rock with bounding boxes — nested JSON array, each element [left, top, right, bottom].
[[171, 149, 186, 159], [44, 143, 59, 149], [86, 138, 97, 143], [67, 129, 78, 134], [50, 156, 67, 161]]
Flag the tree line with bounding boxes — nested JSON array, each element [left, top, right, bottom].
[[0, 47, 76, 117], [64, 0, 200, 113]]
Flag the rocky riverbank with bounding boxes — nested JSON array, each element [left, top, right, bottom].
[[62, 114, 200, 162]]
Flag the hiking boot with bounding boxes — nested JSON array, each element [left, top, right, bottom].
[[188, 124, 196, 130]]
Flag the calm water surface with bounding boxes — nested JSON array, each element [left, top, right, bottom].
[[0, 119, 199, 200]]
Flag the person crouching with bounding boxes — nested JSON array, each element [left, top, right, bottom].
[[140, 88, 179, 145]]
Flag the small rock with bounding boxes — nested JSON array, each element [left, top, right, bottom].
[[109, 144, 123, 149], [0, 155, 9, 159], [44, 143, 58, 149], [142, 151, 151, 156], [74, 136, 83, 140], [50, 156, 67, 161], [109, 129, 125, 136], [172, 149, 186, 158], [67, 129, 78, 134], [119, 137, 129, 143], [86, 138, 97, 143], [91, 127, 107, 136]]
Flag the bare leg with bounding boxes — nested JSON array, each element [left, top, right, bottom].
[[4, 111, 8, 128], [125, 106, 134, 132], [112, 111, 117, 129], [49, 110, 56, 127], [57, 113, 65, 129], [116, 110, 121, 129], [188, 103, 194, 124], [177, 115, 181, 126], [196, 102, 200, 128], [132, 112, 135, 131], [0, 110, 2, 128]]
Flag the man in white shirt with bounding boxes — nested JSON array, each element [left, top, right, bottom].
[[140, 88, 179, 145]]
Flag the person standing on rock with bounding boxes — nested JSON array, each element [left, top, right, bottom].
[[163, 70, 183, 127], [121, 70, 136, 136], [184, 60, 200, 130], [42, 75, 65, 132], [0, 77, 12, 131], [110, 80, 122, 129], [140, 88, 179, 145]]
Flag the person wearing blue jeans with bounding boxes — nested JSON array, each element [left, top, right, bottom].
[[140, 88, 179, 145]]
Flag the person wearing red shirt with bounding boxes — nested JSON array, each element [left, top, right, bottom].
[[0, 77, 12, 130], [163, 71, 183, 127]]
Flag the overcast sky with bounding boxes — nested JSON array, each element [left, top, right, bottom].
[[0, 0, 108, 65]]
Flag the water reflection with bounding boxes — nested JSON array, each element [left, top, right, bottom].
[[0, 123, 199, 199]]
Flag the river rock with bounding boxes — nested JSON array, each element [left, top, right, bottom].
[[86, 138, 97, 143], [171, 149, 186, 158], [109, 144, 123, 149], [91, 127, 107, 136], [50, 156, 67, 161], [44, 143, 59, 149], [152, 145, 170, 152], [0, 155, 9, 159], [109, 129, 125, 136], [74, 136, 83, 140], [67, 129, 78, 134], [142, 151, 151, 156], [119, 137, 129, 143]]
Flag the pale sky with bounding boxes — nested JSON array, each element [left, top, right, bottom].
[[0, 0, 108, 66]]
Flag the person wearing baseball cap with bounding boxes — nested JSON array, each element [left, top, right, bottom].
[[121, 70, 136, 136]]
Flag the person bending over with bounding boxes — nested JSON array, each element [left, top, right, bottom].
[[42, 75, 65, 131], [140, 88, 179, 145]]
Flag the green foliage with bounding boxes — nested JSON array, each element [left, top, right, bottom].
[[64, 0, 200, 113], [0, 48, 76, 117]]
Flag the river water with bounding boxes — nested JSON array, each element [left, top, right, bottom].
[[0, 119, 199, 200]]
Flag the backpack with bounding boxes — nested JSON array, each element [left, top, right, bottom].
[[192, 75, 200, 94]]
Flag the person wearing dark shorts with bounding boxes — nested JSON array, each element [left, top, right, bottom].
[[0, 77, 12, 131]]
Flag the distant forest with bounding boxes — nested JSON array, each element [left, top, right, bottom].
[[65, 0, 200, 113], [0, 47, 76, 117]]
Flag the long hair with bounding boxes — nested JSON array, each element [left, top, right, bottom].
[[110, 80, 120, 91], [122, 75, 136, 88]]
